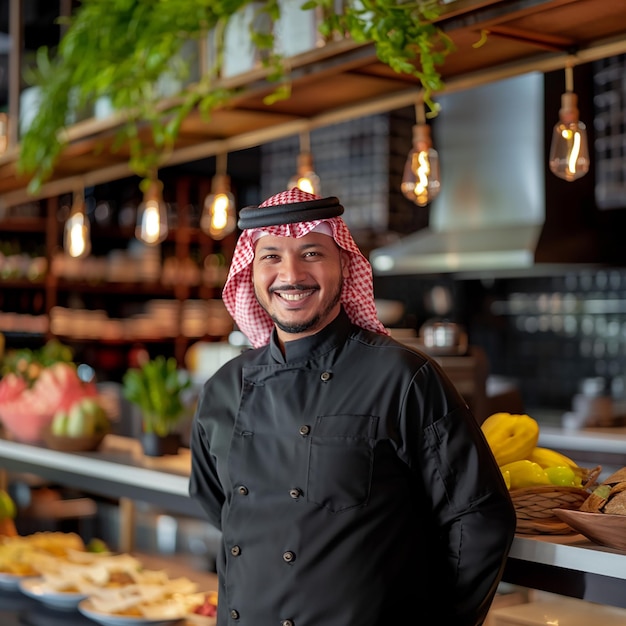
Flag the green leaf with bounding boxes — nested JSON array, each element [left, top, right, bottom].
[[18, 0, 454, 183]]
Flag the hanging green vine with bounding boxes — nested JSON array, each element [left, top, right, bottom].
[[18, 0, 454, 194]]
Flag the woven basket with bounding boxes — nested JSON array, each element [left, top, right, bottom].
[[510, 465, 602, 535]]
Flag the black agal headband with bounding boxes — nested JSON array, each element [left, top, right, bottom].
[[238, 196, 344, 230]]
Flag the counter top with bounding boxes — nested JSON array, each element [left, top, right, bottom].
[[0, 434, 203, 518], [504, 532, 626, 609], [539, 425, 626, 454], [510, 533, 626, 580], [538, 425, 626, 476], [4, 432, 626, 609]]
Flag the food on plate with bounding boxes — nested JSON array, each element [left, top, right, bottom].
[[86, 577, 201, 618], [37, 552, 145, 593], [34, 548, 205, 619], [0, 531, 85, 576], [191, 590, 218, 617], [581, 467, 626, 514]]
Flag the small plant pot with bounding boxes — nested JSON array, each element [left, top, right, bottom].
[[140, 432, 181, 457]]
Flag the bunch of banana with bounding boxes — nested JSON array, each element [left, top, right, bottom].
[[481, 412, 585, 490]]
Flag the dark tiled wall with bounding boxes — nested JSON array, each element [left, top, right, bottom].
[[375, 268, 626, 413], [465, 269, 626, 411]]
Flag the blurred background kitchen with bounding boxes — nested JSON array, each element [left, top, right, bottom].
[[1, 0, 626, 576]]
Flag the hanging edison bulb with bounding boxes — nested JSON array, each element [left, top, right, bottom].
[[64, 188, 91, 258], [549, 63, 590, 182], [401, 96, 441, 207], [287, 131, 321, 195], [201, 152, 237, 240], [136, 177, 168, 245]]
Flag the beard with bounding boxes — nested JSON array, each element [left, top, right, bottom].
[[256, 280, 343, 336]]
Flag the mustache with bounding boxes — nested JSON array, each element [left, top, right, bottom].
[[269, 284, 318, 293]]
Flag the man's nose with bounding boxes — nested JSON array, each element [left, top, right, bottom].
[[279, 256, 307, 283]]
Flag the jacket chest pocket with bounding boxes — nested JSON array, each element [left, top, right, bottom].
[[307, 414, 378, 513]]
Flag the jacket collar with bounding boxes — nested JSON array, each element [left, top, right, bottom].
[[268, 308, 352, 364]]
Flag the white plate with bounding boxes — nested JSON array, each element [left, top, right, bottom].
[[0, 572, 30, 591], [78, 599, 186, 626], [18, 577, 88, 610], [185, 613, 217, 626]]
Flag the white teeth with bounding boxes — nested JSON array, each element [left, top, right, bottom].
[[279, 292, 310, 301]]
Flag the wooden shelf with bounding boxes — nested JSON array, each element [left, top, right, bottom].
[[0, 217, 46, 232], [2, 0, 626, 207]]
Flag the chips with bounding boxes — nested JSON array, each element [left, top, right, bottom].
[[580, 467, 626, 514], [0, 531, 85, 576]]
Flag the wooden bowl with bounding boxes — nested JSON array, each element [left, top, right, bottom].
[[553, 508, 626, 551], [42, 429, 108, 452]]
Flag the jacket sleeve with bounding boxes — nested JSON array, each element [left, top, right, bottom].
[[188, 384, 226, 531], [404, 360, 517, 626]]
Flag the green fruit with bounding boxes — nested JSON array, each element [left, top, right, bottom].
[[51, 411, 69, 436], [81, 399, 110, 433], [87, 538, 110, 553], [67, 401, 96, 437], [80, 398, 102, 417], [545, 466, 578, 487]]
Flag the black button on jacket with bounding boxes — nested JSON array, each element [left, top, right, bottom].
[[189, 309, 515, 626]]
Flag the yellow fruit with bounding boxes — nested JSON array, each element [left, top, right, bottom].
[[528, 446, 578, 470], [500, 460, 551, 489], [481, 412, 540, 466], [501, 469, 511, 490], [0, 490, 17, 520]]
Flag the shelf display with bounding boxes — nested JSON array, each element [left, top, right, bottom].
[[0, 177, 236, 380]]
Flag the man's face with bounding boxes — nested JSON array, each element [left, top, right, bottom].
[[252, 231, 350, 344]]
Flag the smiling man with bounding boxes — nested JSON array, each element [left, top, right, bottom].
[[252, 231, 348, 343], [189, 188, 515, 626]]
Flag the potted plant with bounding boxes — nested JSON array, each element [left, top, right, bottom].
[[122, 355, 192, 456]]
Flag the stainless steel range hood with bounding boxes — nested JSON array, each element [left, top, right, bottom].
[[370, 72, 602, 277]]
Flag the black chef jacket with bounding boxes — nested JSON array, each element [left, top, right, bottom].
[[189, 308, 515, 626]]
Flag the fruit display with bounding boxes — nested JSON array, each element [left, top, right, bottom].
[[0, 339, 74, 386], [481, 412, 601, 534], [0, 360, 108, 443], [50, 396, 110, 438], [481, 412, 592, 490]]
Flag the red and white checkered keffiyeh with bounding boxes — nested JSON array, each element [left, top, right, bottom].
[[223, 188, 389, 348]]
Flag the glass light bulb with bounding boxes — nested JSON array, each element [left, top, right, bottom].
[[401, 124, 441, 207], [136, 181, 168, 245], [288, 171, 321, 195], [549, 91, 590, 182], [201, 190, 237, 240], [287, 151, 321, 195], [549, 120, 589, 181], [64, 197, 91, 259]]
